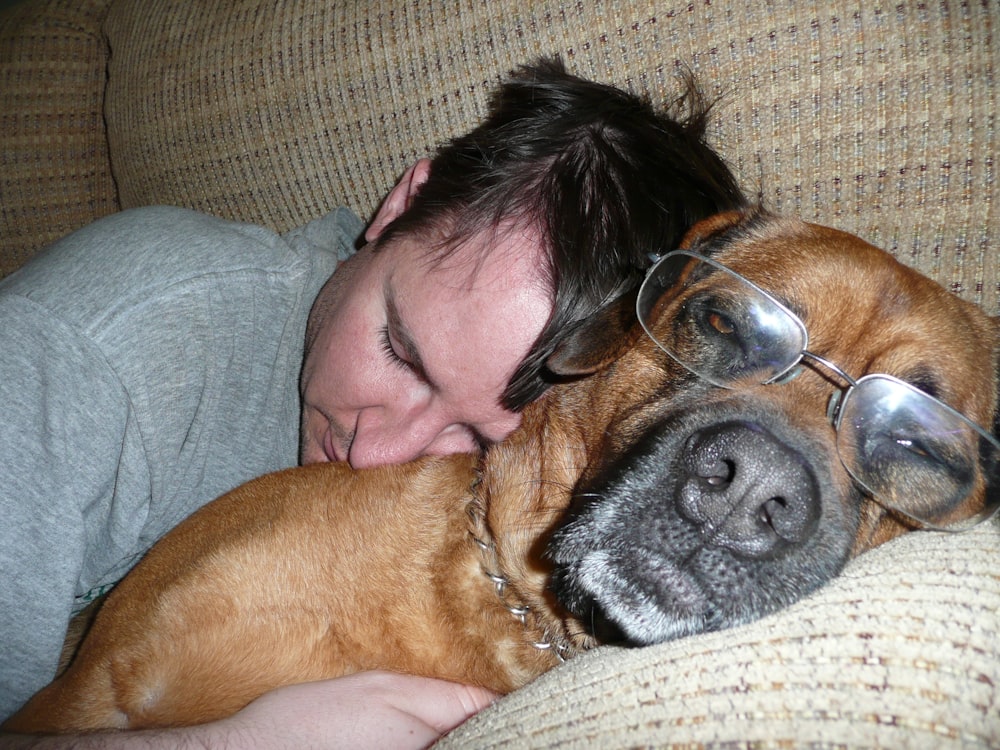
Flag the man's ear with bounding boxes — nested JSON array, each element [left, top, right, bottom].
[[364, 158, 432, 244], [546, 289, 641, 377]]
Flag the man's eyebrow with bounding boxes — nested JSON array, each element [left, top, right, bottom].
[[384, 282, 432, 385]]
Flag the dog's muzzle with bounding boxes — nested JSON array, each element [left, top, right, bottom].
[[548, 403, 858, 646]]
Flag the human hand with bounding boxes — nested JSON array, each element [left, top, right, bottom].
[[213, 671, 498, 749], [2, 671, 497, 750]]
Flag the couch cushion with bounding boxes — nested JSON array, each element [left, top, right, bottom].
[[0, 0, 117, 278], [103, 0, 997, 313], [438, 524, 1000, 748]]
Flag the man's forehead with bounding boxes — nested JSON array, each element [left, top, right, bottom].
[[389, 257, 551, 362], [386, 230, 552, 402], [410, 220, 551, 292]]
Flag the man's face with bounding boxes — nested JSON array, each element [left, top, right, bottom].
[[299, 223, 552, 469]]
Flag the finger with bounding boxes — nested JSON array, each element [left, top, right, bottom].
[[417, 680, 499, 734], [351, 671, 499, 733]]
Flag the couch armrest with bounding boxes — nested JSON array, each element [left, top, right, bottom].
[[0, 0, 117, 278]]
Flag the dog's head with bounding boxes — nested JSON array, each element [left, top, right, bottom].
[[544, 209, 1000, 646]]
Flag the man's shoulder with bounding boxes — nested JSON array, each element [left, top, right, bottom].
[[22, 206, 308, 289], [282, 206, 365, 265], [1, 206, 360, 333]]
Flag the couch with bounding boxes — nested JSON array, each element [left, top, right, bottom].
[[1, 0, 997, 746]]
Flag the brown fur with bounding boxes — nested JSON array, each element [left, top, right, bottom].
[[6, 211, 997, 733]]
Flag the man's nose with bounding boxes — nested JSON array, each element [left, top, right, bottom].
[[347, 407, 479, 469]]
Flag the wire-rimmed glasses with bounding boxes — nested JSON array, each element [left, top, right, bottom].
[[636, 250, 1000, 532]]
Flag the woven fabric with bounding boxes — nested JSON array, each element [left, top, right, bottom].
[[102, 0, 999, 311], [0, 0, 117, 278], [438, 524, 1000, 748]]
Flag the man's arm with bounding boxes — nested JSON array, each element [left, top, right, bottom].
[[2, 672, 496, 750], [0, 296, 146, 719]]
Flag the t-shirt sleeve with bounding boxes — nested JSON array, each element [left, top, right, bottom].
[[0, 295, 150, 719]]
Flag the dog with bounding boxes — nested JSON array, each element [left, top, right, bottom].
[[6, 209, 998, 732]]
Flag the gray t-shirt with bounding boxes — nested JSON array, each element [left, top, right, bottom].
[[0, 205, 363, 718]]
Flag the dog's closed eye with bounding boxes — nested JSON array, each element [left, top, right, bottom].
[[906, 371, 941, 401]]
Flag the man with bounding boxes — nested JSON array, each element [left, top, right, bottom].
[[0, 58, 743, 743]]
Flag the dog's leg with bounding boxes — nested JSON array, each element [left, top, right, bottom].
[[5, 456, 499, 732]]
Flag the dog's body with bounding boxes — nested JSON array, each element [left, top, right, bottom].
[[7, 211, 998, 732]]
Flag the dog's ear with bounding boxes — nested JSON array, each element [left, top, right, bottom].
[[679, 209, 746, 249], [979, 317, 1000, 512], [679, 207, 769, 255], [547, 208, 768, 379], [546, 289, 641, 377]]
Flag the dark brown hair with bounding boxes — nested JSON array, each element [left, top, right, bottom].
[[377, 57, 746, 409]]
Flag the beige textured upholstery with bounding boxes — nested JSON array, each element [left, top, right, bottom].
[[1, 0, 997, 745], [440, 526, 1000, 747], [99, 0, 998, 311], [0, 0, 117, 277]]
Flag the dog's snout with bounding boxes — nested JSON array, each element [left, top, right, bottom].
[[679, 421, 820, 557]]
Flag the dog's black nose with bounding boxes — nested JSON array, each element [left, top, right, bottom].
[[678, 421, 820, 558]]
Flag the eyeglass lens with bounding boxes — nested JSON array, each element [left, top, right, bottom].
[[836, 375, 1000, 531], [637, 252, 807, 387]]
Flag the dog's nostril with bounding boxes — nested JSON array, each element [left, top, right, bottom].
[[699, 458, 735, 488], [760, 496, 789, 533], [701, 461, 736, 488], [760, 494, 818, 544]]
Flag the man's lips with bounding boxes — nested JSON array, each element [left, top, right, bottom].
[[322, 426, 343, 463]]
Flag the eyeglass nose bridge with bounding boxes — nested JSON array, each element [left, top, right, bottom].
[[798, 350, 861, 390], [792, 350, 861, 429]]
